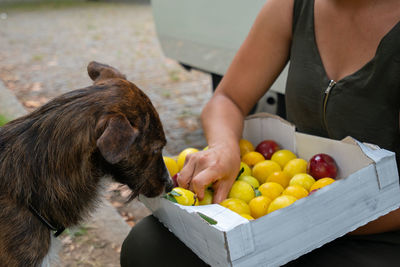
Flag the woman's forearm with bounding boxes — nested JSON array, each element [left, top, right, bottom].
[[201, 93, 245, 151]]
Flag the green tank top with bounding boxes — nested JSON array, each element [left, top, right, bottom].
[[285, 0, 400, 171]]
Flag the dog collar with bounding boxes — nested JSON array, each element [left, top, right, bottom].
[[28, 204, 65, 237]]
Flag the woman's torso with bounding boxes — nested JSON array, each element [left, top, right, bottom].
[[285, 0, 400, 166]]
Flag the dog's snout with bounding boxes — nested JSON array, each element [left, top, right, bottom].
[[165, 178, 174, 193]]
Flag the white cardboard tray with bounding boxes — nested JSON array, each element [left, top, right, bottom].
[[141, 113, 400, 267]]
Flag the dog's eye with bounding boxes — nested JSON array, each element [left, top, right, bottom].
[[153, 149, 161, 155]]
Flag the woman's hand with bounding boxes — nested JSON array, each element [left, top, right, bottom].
[[177, 142, 241, 204]]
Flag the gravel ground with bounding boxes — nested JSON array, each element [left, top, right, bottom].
[[0, 0, 211, 155], [0, 1, 211, 266]]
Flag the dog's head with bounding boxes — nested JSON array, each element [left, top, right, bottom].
[[87, 61, 173, 198]]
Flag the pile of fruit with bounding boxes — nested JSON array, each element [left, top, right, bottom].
[[163, 138, 338, 221]]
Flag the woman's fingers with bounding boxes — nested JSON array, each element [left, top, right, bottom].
[[178, 152, 216, 199], [191, 168, 220, 200], [212, 178, 236, 204], [177, 151, 204, 189], [176, 160, 194, 189]]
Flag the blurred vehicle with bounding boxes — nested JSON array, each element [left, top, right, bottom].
[[151, 0, 288, 117]]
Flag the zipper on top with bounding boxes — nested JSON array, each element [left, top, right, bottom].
[[322, 80, 336, 134]]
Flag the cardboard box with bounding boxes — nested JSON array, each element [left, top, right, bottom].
[[141, 113, 400, 267]]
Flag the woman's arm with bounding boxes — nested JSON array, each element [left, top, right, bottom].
[[177, 0, 294, 203]]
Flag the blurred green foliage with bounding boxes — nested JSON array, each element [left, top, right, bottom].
[[0, 114, 9, 126], [64, 225, 89, 237]]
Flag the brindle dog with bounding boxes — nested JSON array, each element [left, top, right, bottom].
[[0, 62, 172, 266]]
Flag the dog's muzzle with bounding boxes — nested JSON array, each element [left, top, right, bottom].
[[164, 178, 174, 193]]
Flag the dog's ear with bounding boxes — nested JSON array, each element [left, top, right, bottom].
[[87, 61, 126, 83], [96, 115, 139, 164]]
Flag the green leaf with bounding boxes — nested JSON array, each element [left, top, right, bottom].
[[170, 190, 182, 197], [255, 189, 262, 197], [163, 194, 177, 203], [236, 167, 245, 180], [197, 212, 218, 225]]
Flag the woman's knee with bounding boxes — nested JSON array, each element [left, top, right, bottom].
[[120, 216, 164, 266]]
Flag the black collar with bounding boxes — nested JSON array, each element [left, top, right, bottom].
[[28, 204, 65, 237]]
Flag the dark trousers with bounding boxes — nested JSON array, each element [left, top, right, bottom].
[[120, 215, 400, 267]]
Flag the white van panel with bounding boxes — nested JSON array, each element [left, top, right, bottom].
[[151, 0, 288, 94]]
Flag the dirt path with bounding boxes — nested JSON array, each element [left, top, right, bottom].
[[0, 1, 211, 266], [0, 1, 211, 155]]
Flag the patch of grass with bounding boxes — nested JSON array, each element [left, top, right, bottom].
[[87, 23, 96, 30], [116, 50, 123, 58], [92, 34, 103, 41], [32, 54, 44, 61], [158, 87, 171, 98], [0, 114, 9, 126], [64, 225, 89, 237], [168, 69, 181, 82], [178, 109, 196, 118], [161, 90, 171, 98]]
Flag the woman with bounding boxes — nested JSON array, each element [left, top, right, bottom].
[[121, 0, 400, 266]]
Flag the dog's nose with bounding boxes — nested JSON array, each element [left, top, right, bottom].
[[165, 179, 174, 192]]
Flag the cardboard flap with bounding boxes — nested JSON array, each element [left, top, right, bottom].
[[355, 141, 399, 190], [342, 136, 380, 150], [225, 221, 255, 261], [295, 133, 371, 179], [246, 112, 295, 127], [341, 136, 358, 145], [243, 113, 296, 152]]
